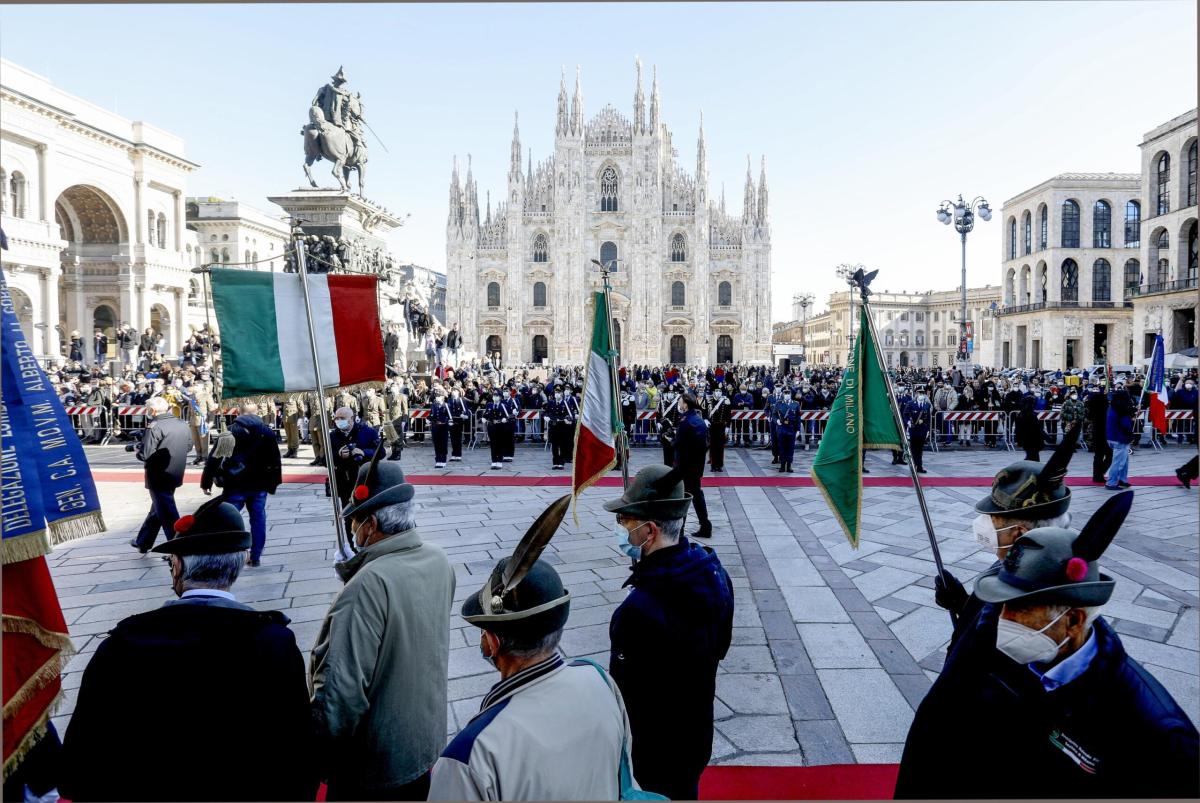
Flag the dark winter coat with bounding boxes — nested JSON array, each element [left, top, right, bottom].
[[673, 408, 709, 475], [137, 412, 192, 491], [1106, 391, 1136, 445], [896, 614, 1199, 799], [609, 538, 734, 800], [200, 414, 282, 495], [61, 596, 318, 801]]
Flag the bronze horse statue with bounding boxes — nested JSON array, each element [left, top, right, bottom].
[[302, 93, 367, 194]]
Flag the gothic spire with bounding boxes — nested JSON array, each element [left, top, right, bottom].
[[720, 182, 727, 215], [486, 190, 492, 226], [633, 56, 645, 134], [758, 154, 769, 224], [556, 66, 568, 135], [466, 154, 479, 228], [571, 65, 583, 134], [696, 110, 707, 181], [649, 65, 660, 132], [449, 154, 462, 227], [510, 111, 522, 178], [743, 154, 756, 224]]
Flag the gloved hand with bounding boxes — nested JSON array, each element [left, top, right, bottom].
[[934, 570, 968, 614]]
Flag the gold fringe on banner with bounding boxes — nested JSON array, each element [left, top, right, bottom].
[[2, 531, 51, 566], [47, 510, 107, 547], [2, 697, 61, 777], [3, 614, 75, 654], [2, 650, 68, 721]]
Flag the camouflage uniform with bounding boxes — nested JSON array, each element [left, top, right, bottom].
[[282, 393, 303, 455], [187, 382, 215, 460], [307, 392, 328, 464], [360, 390, 388, 428], [384, 383, 409, 460]]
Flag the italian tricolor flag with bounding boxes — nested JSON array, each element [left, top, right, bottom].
[[209, 268, 384, 399], [572, 292, 619, 514]]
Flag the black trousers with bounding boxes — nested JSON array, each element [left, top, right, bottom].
[[551, 422, 570, 465], [660, 437, 675, 467], [1180, 455, 1199, 480], [910, 434, 926, 470], [450, 422, 464, 456], [503, 422, 516, 458], [488, 424, 504, 463], [432, 423, 449, 463], [682, 471, 711, 531], [1092, 437, 1112, 481], [134, 487, 180, 550], [710, 428, 726, 470]]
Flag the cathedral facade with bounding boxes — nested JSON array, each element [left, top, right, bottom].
[[445, 62, 773, 367]]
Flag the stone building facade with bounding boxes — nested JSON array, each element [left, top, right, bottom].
[[445, 62, 772, 367], [1, 58, 198, 361], [995, 173, 1141, 369], [1130, 109, 1197, 358], [782, 285, 1001, 369]]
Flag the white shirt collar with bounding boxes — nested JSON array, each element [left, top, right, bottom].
[[181, 588, 237, 602]]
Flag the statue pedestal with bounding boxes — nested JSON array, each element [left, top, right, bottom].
[[268, 189, 404, 252]]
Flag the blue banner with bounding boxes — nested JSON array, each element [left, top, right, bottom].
[[1, 271, 105, 563]]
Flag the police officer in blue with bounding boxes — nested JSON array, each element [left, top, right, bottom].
[[483, 390, 510, 470], [907, 385, 932, 474], [447, 386, 470, 462], [429, 387, 452, 469], [770, 387, 791, 465], [797, 381, 820, 451], [501, 387, 520, 463], [674, 394, 713, 539], [543, 386, 573, 470], [775, 390, 800, 473]]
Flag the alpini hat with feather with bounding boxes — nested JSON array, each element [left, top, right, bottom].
[[461, 495, 572, 639], [976, 422, 1080, 520], [603, 465, 692, 521], [975, 490, 1131, 608], [341, 443, 414, 521]]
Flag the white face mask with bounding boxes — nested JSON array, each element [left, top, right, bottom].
[[972, 514, 1021, 553], [996, 609, 1070, 665], [335, 419, 351, 430]]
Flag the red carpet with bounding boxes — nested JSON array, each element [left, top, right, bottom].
[[699, 764, 899, 800], [90, 469, 1186, 488]]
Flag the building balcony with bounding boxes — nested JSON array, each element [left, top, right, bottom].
[[996, 300, 1134, 316], [1129, 277, 1199, 298]]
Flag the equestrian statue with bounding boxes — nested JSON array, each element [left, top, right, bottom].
[[302, 66, 368, 195]]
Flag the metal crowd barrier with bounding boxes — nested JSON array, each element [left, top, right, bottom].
[[113, 405, 150, 439], [63, 405, 111, 445], [932, 411, 1011, 452], [1140, 410, 1196, 451]]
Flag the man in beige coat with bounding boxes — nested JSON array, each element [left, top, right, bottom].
[[310, 459, 455, 800]]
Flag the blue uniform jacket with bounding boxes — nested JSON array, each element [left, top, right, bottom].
[[673, 409, 708, 472]]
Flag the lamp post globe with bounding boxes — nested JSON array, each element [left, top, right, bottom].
[[935, 194, 990, 373]]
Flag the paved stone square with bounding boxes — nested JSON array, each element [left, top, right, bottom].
[[52, 442, 1199, 766]]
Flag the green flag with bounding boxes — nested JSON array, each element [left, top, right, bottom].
[[812, 305, 903, 548]]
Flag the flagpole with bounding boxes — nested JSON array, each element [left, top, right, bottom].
[[855, 277, 956, 626], [293, 231, 351, 557]]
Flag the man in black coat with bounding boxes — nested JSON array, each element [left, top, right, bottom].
[[604, 466, 734, 801], [1085, 381, 1111, 483], [200, 401, 283, 567], [896, 492, 1198, 799], [62, 499, 318, 802], [131, 396, 192, 553], [329, 406, 381, 506], [673, 394, 712, 538]]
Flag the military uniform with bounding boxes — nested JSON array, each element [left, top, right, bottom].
[[385, 384, 409, 461], [447, 393, 470, 460], [775, 396, 799, 472], [483, 398, 511, 470], [361, 389, 388, 429], [282, 393, 303, 457], [306, 392, 328, 466], [429, 392, 452, 467], [544, 396, 574, 470], [707, 393, 730, 472]]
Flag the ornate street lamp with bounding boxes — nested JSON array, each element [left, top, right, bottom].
[[935, 194, 991, 368]]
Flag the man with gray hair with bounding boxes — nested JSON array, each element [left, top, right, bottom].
[[131, 394, 192, 553], [603, 465, 734, 799], [310, 458, 454, 800], [63, 499, 318, 801]]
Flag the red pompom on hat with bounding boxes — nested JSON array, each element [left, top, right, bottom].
[[353, 484, 370, 501], [1065, 557, 1088, 582], [174, 515, 195, 534]]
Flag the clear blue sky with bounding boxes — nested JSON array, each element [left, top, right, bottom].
[[1, 2, 1194, 321]]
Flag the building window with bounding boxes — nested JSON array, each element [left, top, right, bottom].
[[1156, 153, 1171, 215], [0, 168, 6, 215], [670, 233, 686, 262], [487, 281, 501, 307], [671, 281, 686, 306], [915, 311, 924, 322], [1039, 205, 1048, 250], [1124, 200, 1141, 247], [158, 213, 168, 248], [1188, 141, 1197, 208], [1061, 259, 1079, 302], [8, 171, 26, 219], [933, 311, 939, 322], [1187, 221, 1197, 279], [532, 281, 546, 307], [210, 248, 220, 264], [532, 233, 548, 262], [600, 166, 619, 212], [221, 247, 230, 263], [245, 250, 251, 265], [1092, 200, 1110, 248], [1155, 230, 1170, 284], [1023, 211, 1032, 255], [599, 241, 618, 271], [147, 211, 157, 246], [1039, 264, 1048, 301], [1123, 259, 1140, 296], [718, 281, 732, 306], [933, 332, 939, 347], [1009, 217, 1017, 259], [1092, 259, 1111, 302], [1061, 200, 1080, 248]]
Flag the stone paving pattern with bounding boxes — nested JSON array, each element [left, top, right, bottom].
[[52, 441, 1199, 766]]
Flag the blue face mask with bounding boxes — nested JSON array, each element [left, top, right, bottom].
[[615, 521, 650, 562], [335, 419, 351, 431]]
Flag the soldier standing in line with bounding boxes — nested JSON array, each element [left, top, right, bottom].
[[447, 385, 470, 462], [385, 379, 408, 461], [307, 391, 328, 467], [429, 387, 452, 469], [543, 386, 572, 471], [360, 386, 388, 430], [283, 393, 303, 459], [483, 390, 511, 471], [707, 386, 730, 473], [334, 387, 359, 417]]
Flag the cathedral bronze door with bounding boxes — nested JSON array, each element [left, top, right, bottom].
[[486, 335, 502, 358], [670, 335, 686, 364], [532, 334, 548, 364], [716, 335, 733, 364]]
